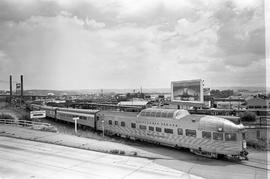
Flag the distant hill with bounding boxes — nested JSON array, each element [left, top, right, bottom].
[[23, 86, 267, 96]]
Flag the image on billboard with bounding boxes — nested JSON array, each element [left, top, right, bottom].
[[171, 79, 203, 103]]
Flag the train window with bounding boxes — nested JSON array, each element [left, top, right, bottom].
[[131, 123, 136, 128], [121, 121, 125, 127], [140, 111, 145, 116], [242, 132, 246, 140], [225, 133, 236, 141], [185, 129, 196, 137], [156, 111, 161, 117], [164, 128, 173, 134], [213, 132, 223, 141], [161, 112, 167, 118], [149, 126, 154, 131], [167, 112, 174, 118], [202, 131, 211, 139], [177, 128, 183, 135], [79, 116, 87, 120], [150, 112, 156, 117], [115, 121, 118, 125], [156, 127, 162, 132], [145, 111, 151, 116], [257, 130, 261, 139], [139, 125, 147, 130], [109, 120, 112, 125]]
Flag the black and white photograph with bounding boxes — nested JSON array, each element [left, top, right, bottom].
[[172, 79, 203, 102], [0, 0, 269, 178]]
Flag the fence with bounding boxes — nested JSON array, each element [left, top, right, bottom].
[[0, 119, 57, 132]]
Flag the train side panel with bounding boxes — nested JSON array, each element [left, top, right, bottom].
[[97, 110, 244, 156]]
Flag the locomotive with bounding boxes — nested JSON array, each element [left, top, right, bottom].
[[29, 104, 248, 160]]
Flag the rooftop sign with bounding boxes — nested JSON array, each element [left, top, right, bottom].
[[171, 79, 204, 104]]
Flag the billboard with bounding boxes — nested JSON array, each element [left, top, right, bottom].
[[30, 110, 46, 119], [171, 79, 203, 103]]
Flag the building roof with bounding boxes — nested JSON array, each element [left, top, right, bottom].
[[117, 100, 149, 106], [246, 98, 268, 106]]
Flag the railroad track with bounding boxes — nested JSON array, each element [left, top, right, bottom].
[[229, 158, 269, 171]]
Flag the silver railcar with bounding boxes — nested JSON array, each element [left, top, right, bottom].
[[56, 108, 99, 129], [96, 108, 248, 159]]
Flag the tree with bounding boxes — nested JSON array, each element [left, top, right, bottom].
[[240, 111, 256, 122], [210, 89, 234, 98]]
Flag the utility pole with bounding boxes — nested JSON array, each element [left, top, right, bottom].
[[9, 75, 12, 104], [20, 75, 23, 107], [73, 117, 79, 134]]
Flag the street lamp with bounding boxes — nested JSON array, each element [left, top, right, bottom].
[[73, 117, 79, 134]]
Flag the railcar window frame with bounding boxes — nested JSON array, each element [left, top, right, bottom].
[[156, 111, 161, 117], [213, 132, 223, 141], [164, 128, 173, 134], [115, 121, 118, 125], [225, 133, 237, 141], [140, 111, 145, 116], [161, 112, 167, 118], [108, 120, 112, 125], [156, 127, 162, 132], [167, 112, 174, 118], [185, 129, 196, 137], [242, 132, 246, 140], [121, 121, 125, 127], [150, 112, 156, 117], [177, 128, 183, 135], [149, 126, 154, 131], [202, 131, 211, 139], [139, 125, 147, 130], [131, 123, 136, 128]]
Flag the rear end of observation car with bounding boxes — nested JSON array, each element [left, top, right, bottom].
[[196, 115, 248, 160]]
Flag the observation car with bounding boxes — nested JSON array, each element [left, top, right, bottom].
[[96, 108, 248, 159]]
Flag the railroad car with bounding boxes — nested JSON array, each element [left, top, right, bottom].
[[56, 108, 99, 130], [39, 105, 57, 118], [29, 104, 248, 159], [96, 108, 248, 159], [30, 104, 42, 111]]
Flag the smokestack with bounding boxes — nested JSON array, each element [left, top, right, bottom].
[[9, 75, 12, 103], [20, 75, 23, 102]]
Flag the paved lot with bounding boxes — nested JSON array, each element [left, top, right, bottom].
[[0, 136, 202, 179], [0, 125, 269, 179]]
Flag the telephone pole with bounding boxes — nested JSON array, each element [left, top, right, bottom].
[[20, 75, 23, 107], [9, 75, 12, 104]]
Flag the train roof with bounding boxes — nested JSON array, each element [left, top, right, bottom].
[[57, 108, 99, 114], [198, 115, 245, 132], [138, 108, 190, 119]]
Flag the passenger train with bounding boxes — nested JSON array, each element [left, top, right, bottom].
[[29, 104, 248, 160]]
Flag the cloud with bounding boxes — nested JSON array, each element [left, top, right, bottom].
[[214, 1, 265, 67], [0, 0, 266, 89]]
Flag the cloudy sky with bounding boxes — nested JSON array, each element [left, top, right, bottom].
[[0, 0, 266, 90]]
